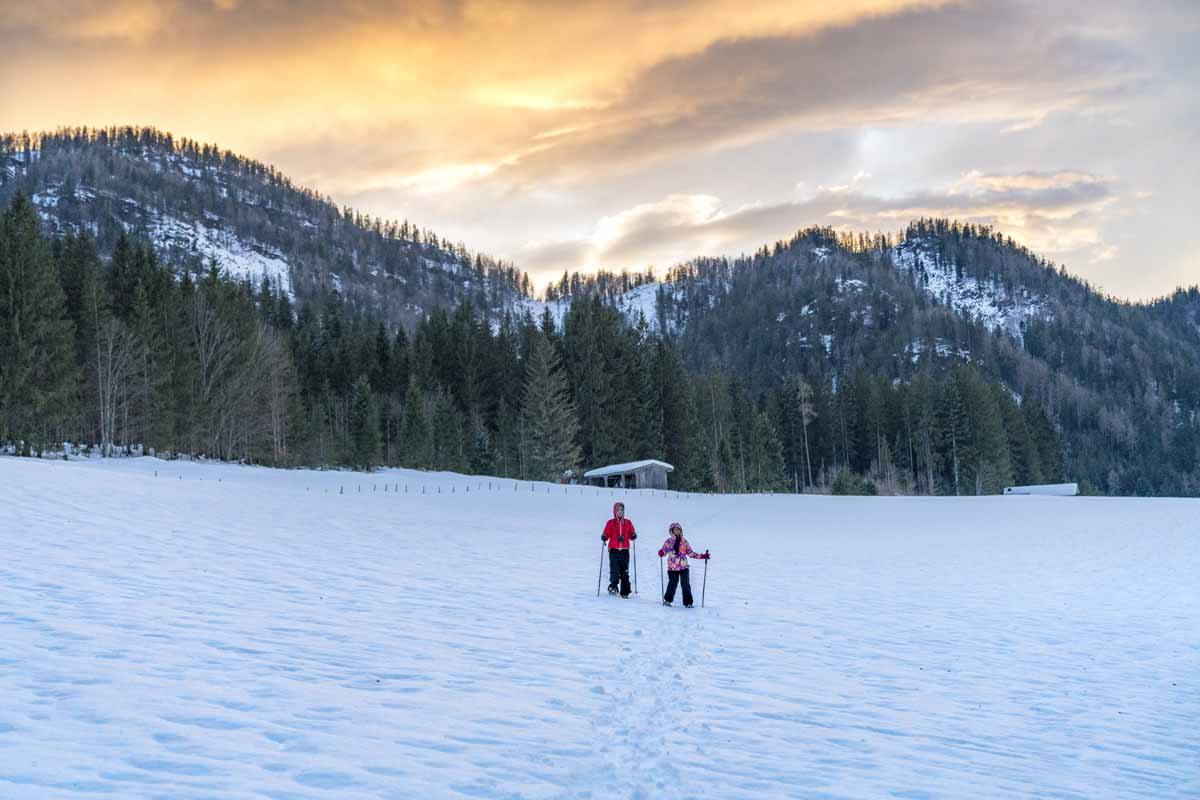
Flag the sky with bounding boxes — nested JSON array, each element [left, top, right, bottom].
[[1, 0, 1197, 300]]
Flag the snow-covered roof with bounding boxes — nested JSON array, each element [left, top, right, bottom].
[[583, 459, 674, 478], [1003, 482, 1078, 496]]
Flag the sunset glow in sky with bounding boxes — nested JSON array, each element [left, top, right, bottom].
[[2, 0, 1197, 298]]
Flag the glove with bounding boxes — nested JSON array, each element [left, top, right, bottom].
[[601, 533, 608, 542], [630, 532, 637, 540], [699, 552, 710, 560], [657, 549, 665, 557]]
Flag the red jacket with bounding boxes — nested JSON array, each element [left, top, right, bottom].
[[602, 508, 636, 550]]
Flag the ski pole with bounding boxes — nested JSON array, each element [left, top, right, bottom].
[[597, 542, 605, 597], [659, 555, 664, 599], [632, 541, 638, 594], [701, 550, 709, 608]]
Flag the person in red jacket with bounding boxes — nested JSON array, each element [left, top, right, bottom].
[[601, 502, 636, 597], [658, 522, 709, 607]]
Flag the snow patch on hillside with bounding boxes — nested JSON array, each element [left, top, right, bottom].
[[146, 215, 293, 298], [614, 282, 668, 327], [894, 239, 1045, 340], [513, 282, 684, 334], [908, 337, 972, 363], [509, 296, 571, 330]]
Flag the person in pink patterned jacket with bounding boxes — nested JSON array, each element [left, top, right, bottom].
[[657, 522, 709, 607]]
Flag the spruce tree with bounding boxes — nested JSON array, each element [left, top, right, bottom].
[[521, 334, 581, 482], [349, 374, 380, 469], [400, 378, 432, 469], [430, 388, 466, 472], [937, 374, 970, 495], [129, 281, 175, 451], [467, 407, 492, 474], [0, 194, 78, 454]]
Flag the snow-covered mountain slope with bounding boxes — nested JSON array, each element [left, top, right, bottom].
[[514, 281, 683, 332], [3, 456, 1196, 798], [893, 238, 1047, 340], [32, 182, 295, 295], [1, 130, 531, 326], [147, 214, 294, 297]]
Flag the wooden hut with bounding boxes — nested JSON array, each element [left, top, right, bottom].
[[583, 459, 674, 490]]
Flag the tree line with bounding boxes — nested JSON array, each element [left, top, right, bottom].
[[1, 193, 1064, 494]]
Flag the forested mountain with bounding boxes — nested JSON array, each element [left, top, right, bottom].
[[2, 126, 1197, 496], [0, 127, 531, 328], [623, 222, 1200, 495]]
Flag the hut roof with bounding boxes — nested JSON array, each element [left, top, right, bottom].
[[583, 459, 675, 479]]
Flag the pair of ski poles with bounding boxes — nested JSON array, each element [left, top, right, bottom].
[[596, 540, 638, 596], [595, 539, 708, 607]]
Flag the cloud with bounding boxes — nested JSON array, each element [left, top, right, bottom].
[[493, 2, 1142, 187], [0, 0, 1191, 299], [520, 170, 1121, 282]]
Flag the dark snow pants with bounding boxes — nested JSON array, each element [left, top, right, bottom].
[[664, 568, 693, 606], [608, 548, 632, 597]]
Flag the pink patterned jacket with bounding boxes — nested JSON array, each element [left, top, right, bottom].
[[659, 535, 700, 572]]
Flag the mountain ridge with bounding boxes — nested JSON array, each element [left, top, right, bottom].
[[4, 125, 1199, 495]]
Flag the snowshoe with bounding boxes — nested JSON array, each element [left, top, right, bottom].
[[662, 600, 672, 607], [607, 586, 618, 595]]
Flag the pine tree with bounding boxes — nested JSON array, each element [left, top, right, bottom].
[[0, 194, 78, 454], [998, 390, 1042, 485], [492, 396, 521, 478], [631, 315, 663, 459], [400, 378, 431, 469], [960, 369, 1012, 494], [349, 374, 380, 469], [937, 373, 970, 495], [750, 410, 787, 491], [521, 334, 582, 482], [430, 388, 466, 472], [129, 281, 175, 451], [466, 406, 492, 473]]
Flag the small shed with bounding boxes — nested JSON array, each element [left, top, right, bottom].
[[1003, 482, 1078, 496], [584, 459, 674, 490]]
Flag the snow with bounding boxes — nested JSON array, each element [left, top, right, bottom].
[[1, 456, 1197, 799], [1003, 482, 1079, 496], [909, 337, 972, 364], [893, 240, 1045, 340], [582, 459, 674, 478], [616, 282, 664, 327], [512, 282, 681, 335], [31, 191, 59, 208], [145, 215, 294, 298], [507, 296, 569, 330]]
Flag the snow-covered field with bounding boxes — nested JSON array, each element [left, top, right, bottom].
[[2, 457, 1196, 799]]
